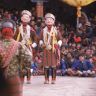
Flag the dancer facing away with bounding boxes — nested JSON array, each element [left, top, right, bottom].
[[0, 19, 32, 96]]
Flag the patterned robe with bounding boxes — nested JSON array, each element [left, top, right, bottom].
[[0, 38, 32, 96]]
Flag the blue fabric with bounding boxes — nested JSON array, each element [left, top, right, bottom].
[[72, 59, 93, 71], [31, 62, 38, 72], [60, 59, 66, 70], [36, 27, 41, 36]]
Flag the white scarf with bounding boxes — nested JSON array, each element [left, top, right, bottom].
[[43, 26, 57, 46], [19, 24, 31, 44]]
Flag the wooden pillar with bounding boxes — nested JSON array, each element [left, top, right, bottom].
[[36, 2, 44, 17]]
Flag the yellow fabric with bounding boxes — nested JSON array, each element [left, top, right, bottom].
[[51, 31, 57, 53], [62, 0, 96, 7], [16, 32, 32, 45], [44, 26, 58, 52], [16, 32, 20, 41], [16, 25, 32, 45], [62, 0, 96, 17], [77, 6, 81, 17], [27, 38, 32, 45]]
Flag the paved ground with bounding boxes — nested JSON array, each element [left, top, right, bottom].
[[23, 76, 96, 96]]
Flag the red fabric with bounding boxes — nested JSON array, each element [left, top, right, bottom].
[[74, 36, 81, 43], [0, 39, 19, 68], [43, 49, 57, 67], [2, 28, 14, 39], [54, 44, 59, 49]]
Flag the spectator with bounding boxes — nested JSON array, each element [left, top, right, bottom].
[[60, 55, 66, 76], [72, 54, 95, 77]]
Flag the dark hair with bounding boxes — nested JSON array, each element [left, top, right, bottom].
[[78, 53, 85, 57], [0, 19, 16, 32]]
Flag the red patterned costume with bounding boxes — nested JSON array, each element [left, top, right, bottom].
[[0, 19, 32, 96]]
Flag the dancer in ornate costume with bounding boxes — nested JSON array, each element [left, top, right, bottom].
[[14, 10, 38, 84], [0, 19, 32, 96], [39, 13, 62, 84]]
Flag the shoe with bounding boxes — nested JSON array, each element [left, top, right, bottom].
[[26, 81, 31, 84], [51, 80, 56, 84], [44, 80, 49, 84]]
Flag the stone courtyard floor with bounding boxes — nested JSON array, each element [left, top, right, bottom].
[[23, 76, 96, 96]]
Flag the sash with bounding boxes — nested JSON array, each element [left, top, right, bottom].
[[16, 30, 21, 41], [43, 26, 58, 52], [0, 39, 19, 68], [17, 24, 31, 42]]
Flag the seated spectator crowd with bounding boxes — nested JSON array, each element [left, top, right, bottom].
[[0, 8, 96, 77]]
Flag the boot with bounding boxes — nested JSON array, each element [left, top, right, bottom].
[[51, 67, 56, 84], [44, 68, 49, 84], [26, 69, 31, 84]]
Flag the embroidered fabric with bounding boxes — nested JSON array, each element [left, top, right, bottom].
[[0, 39, 19, 68]]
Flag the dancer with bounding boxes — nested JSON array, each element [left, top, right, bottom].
[[14, 10, 38, 84], [39, 13, 62, 84], [0, 19, 32, 96]]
